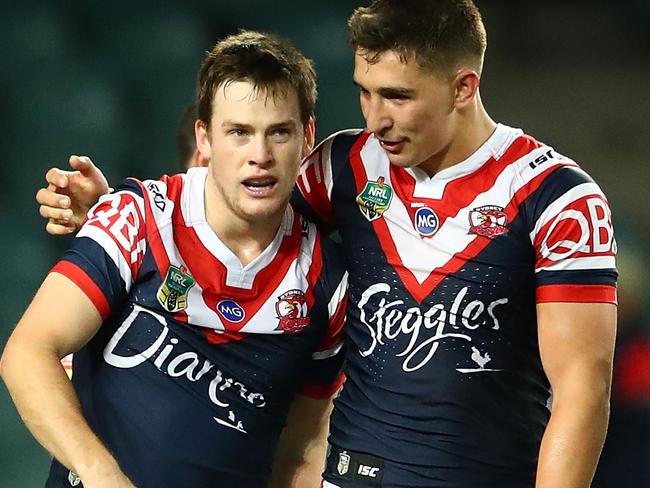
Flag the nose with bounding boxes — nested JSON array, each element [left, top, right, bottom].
[[363, 95, 392, 136], [248, 135, 273, 167]]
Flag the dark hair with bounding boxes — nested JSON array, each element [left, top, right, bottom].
[[176, 103, 197, 171], [196, 30, 317, 128], [348, 0, 487, 74]]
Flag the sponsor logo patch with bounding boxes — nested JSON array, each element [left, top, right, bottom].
[[275, 289, 310, 333], [337, 451, 350, 475], [68, 471, 81, 486], [356, 177, 393, 221], [469, 205, 508, 237], [414, 206, 439, 237], [157, 265, 196, 312], [216, 299, 245, 323]]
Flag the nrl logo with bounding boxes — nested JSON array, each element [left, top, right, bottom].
[[356, 176, 393, 222], [337, 450, 351, 475], [275, 289, 310, 334], [157, 265, 196, 312], [469, 205, 508, 238]]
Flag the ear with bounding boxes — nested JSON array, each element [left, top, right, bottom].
[[453, 69, 480, 108], [302, 116, 316, 158], [195, 119, 212, 161]]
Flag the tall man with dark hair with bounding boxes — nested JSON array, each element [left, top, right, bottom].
[[296, 2, 616, 487], [2, 31, 348, 488], [33, 1, 617, 487]]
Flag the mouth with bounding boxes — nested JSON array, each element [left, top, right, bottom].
[[242, 176, 278, 196], [378, 138, 406, 154]]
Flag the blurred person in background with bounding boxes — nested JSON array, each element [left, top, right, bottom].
[[33, 1, 619, 487], [2, 31, 348, 488]]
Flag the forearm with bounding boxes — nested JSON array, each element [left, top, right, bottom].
[[269, 432, 327, 487], [536, 386, 610, 487], [1, 342, 121, 480]]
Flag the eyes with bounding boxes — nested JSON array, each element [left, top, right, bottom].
[[226, 127, 292, 142], [357, 86, 412, 102]]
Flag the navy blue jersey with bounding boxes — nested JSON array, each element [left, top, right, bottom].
[[293, 124, 617, 487], [47, 167, 348, 488]]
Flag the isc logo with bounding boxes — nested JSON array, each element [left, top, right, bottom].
[[414, 206, 439, 237], [357, 464, 380, 477], [216, 300, 245, 323]]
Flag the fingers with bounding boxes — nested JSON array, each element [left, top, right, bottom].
[[45, 219, 76, 236], [68, 155, 95, 174], [36, 186, 70, 208], [39, 203, 73, 222], [45, 167, 71, 189]]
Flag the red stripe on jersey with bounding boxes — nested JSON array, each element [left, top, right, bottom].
[[171, 198, 304, 332], [319, 290, 348, 352], [304, 231, 324, 310], [203, 328, 247, 345], [297, 144, 334, 225], [300, 372, 346, 399], [51, 261, 111, 319], [536, 284, 617, 304], [388, 136, 537, 232]]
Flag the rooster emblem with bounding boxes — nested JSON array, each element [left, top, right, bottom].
[[470, 346, 491, 369], [275, 290, 310, 333]]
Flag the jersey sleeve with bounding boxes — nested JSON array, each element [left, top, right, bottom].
[[292, 129, 364, 231], [50, 178, 147, 319], [299, 236, 349, 398], [527, 164, 617, 304]]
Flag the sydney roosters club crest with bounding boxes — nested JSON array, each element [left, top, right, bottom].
[[275, 290, 310, 333], [469, 205, 509, 237]]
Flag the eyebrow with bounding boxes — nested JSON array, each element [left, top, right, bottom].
[[221, 120, 298, 131], [353, 80, 415, 98]]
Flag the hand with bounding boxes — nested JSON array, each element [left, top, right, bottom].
[[36, 155, 110, 235]]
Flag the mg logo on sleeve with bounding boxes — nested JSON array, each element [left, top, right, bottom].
[[157, 265, 196, 312], [356, 177, 393, 222]]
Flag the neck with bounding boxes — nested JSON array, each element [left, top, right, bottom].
[[419, 95, 497, 177], [204, 173, 284, 267]]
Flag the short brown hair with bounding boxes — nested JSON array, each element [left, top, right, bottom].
[[196, 30, 317, 129], [348, 0, 487, 74]]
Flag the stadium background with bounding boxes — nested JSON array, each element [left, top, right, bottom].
[[1, 1, 648, 486]]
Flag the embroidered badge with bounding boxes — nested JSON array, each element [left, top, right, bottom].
[[356, 177, 393, 221], [275, 289, 310, 333], [157, 265, 196, 312], [337, 451, 351, 476], [469, 205, 508, 237]]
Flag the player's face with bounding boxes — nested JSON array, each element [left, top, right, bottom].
[[197, 80, 313, 224], [354, 49, 457, 175]]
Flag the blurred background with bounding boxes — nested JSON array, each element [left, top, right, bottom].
[[0, 0, 648, 486]]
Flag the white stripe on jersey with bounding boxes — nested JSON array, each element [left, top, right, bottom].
[[312, 342, 343, 360], [77, 224, 136, 293], [536, 255, 616, 272], [528, 177, 604, 243], [328, 271, 348, 318]]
